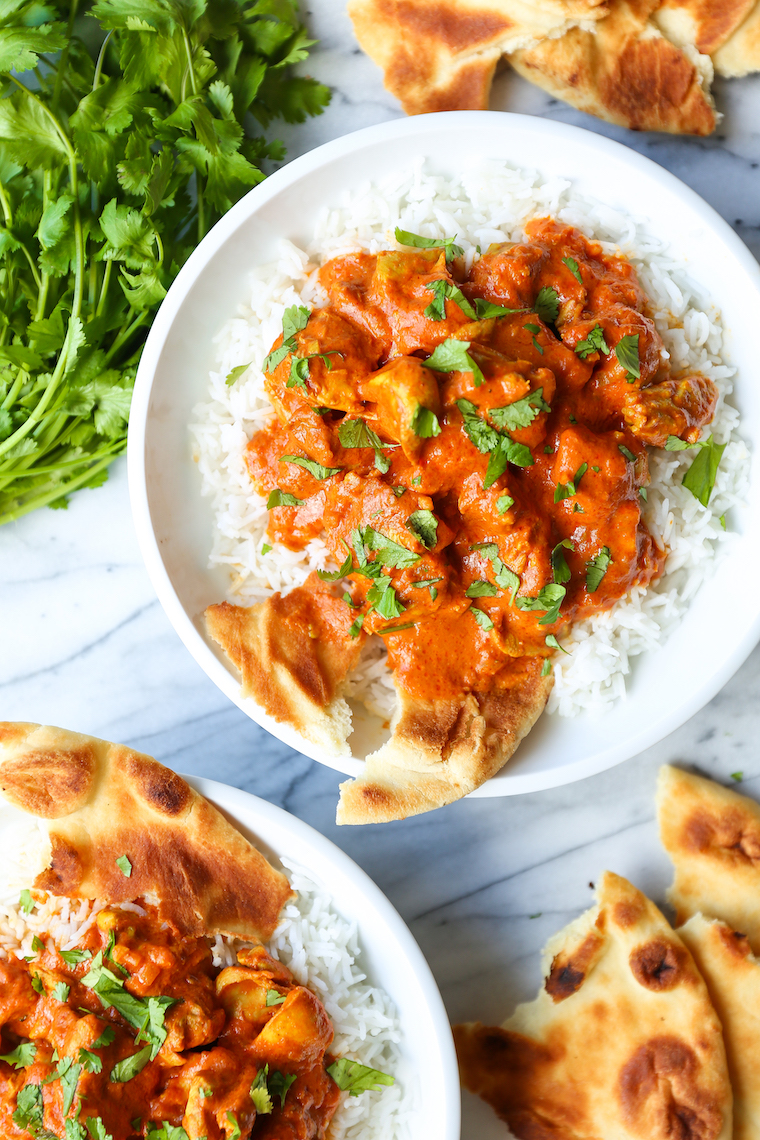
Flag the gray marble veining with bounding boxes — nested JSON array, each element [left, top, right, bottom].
[[2, 4, 760, 1135]]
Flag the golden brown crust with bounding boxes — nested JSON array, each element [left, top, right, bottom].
[[658, 765, 760, 952], [205, 573, 364, 758], [347, 0, 609, 114], [336, 657, 553, 823], [508, 0, 718, 135], [711, 0, 760, 76], [655, 0, 756, 55], [454, 872, 732, 1140], [0, 723, 293, 941]]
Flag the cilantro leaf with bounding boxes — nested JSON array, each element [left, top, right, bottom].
[[12, 1084, 43, 1132], [53, 982, 71, 1002], [551, 540, 574, 585], [251, 1068, 273, 1115], [562, 256, 583, 284], [533, 286, 559, 324], [338, 418, 392, 471], [484, 433, 534, 488], [267, 489, 304, 509], [424, 339, 484, 386], [19, 889, 33, 914], [682, 436, 725, 507], [469, 606, 494, 631], [280, 454, 341, 480], [497, 495, 514, 514], [1, 1042, 36, 1069], [78, 1048, 102, 1075], [409, 406, 441, 438], [586, 547, 612, 593], [515, 583, 566, 625], [466, 580, 498, 598], [575, 324, 610, 359], [110, 1046, 151, 1083], [362, 527, 420, 569], [86, 1120, 114, 1140], [474, 298, 525, 319], [489, 388, 550, 431], [327, 1058, 395, 1097], [266, 989, 286, 1007], [456, 399, 500, 454], [115, 854, 131, 877], [287, 356, 310, 389], [282, 306, 310, 342], [366, 576, 406, 620], [618, 444, 637, 463], [225, 362, 251, 386], [615, 334, 640, 381], [348, 613, 365, 638], [423, 279, 476, 321], [664, 435, 696, 451], [226, 1111, 241, 1140], [545, 633, 568, 654], [317, 555, 352, 582], [59, 948, 92, 966], [554, 463, 588, 503], [394, 228, 463, 263], [405, 510, 438, 549], [268, 1070, 297, 1107]]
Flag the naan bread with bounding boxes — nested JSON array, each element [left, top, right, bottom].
[[654, 0, 756, 55], [205, 573, 364, 759], [454, 871, 732, 1140], [679, 914, 760, 1140], [712, 1, 760, 76], [337, 657, 552, 823], [508, 0, 717, 135], [346, 0, 609, 115], [658, 765, 760, 951], [0, 722, 293, 941]]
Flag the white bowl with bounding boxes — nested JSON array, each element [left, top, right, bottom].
[[185, 775, 459, 1137], [128, 111, 760, 797]]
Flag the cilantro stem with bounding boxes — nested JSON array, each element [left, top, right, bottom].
[[92, 31, 113, 90], [0, 177, 11, 225], [0, 448, 121, 525], [96, 259, 112, 317], [1, 371, 23, 411], [0, 321, 77, 460], [51, 0, 79, 114], [104, 312, 148, 365]]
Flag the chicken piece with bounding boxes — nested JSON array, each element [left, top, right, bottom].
[[367, 248, 473, 357], [441, 353, 556, 451], [149, 1047, 257, 1140], [623, 373, 719, 446], [0, 956, 39, 1035], [467, 240, 548, 309], [216, 966, 283, 1037], [491, 313, 592, 391], [250, 987, 333, 1070], [360, 355, 442, 461], [318, 251, 391, 357]]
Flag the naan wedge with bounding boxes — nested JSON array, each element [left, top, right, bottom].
[[654, 0, 756, 56], [0, 722, 293, 940], [205, 572, 364, 758], [658, 764, 760, 950], [679, 914, 760, 1140], [508, 0, 718, 135], [454, 871, 732, 1140], [712, 0, 760, 76], [337, 657, 552, 824], [347, 0, 609, 115]]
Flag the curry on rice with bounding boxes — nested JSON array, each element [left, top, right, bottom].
[[206, 220, 718, 822]]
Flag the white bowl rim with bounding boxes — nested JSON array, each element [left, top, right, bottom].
[[183, 772, 461, 1137], [128, 109, 760, 798]]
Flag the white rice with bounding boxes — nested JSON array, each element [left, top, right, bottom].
[[190, 158, 747, 721], [0, 810, 408, 1140]]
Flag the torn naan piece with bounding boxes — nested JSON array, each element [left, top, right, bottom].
[[654, 0, 756, 56], [0, 722, 293, 940], [712, 0, 760, 76], [658, 764, 760, 951], [337, 657, 553, 824], [454, 871, 732, 1140], [346, 0, 609, 115], [205, 572, 364, 758], [508, 0, 718, 135], [679, 914, 760, 1140]]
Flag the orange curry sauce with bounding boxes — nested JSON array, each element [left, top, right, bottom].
[[0, 905, 340, 1139], [247, 220, 718, 702]]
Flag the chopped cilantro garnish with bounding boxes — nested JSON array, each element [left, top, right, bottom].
[[541, 659, 552, 677], [562, 256, 583, 284], [225, 362, 251, 387], [377, 622, 416, 635], [720, 513, 726, 530], [261, 542, 272, 554], [348, 614, 365, 638], [226, 1111, 242, 1140], [664, 435, 695, 451], [497, 495, 514, 515], [52, 982, 71, 1002], [554, 462, 587, 503], [524, 323, 540, 335], [466, 580, 499, 598], [551, 540, 574, 585], [639, 487, 648, 502], [586, 547, 612, 593], [533, 286, 559, 324], [406, 509, 438, 549], [327, 1058, 395, 1097], [575, 324, 609, 359], [268, 1070, 298, 1108], [366, 576, 406, 621], [469, 605, 494, 631], [32, 935, 44, 954], [1, 1042, 37, 1069], [423, 279, 476, 321], [338, 418, 392, 472], [731, 772, 743, 782], [615, 333, 640, 381], [279, 454, 342, 480], [618, 444, 637, 463], [115, 855, 131, 878], [91, 1027, 115, 1050], [317, 554, 353, 582], [489, 388, 550, 431], [410, 405, 441, 438], [474, 298, 525, 319], [424, 339, 484, 386], [111, 1046, 151, 1084], [251, 1069, 273, 1115], [31, 974, 44, 994], [19, 890, 34, 914], [471, 542, 520, 604], [266, 989, 286, 1007], [81, 959, 175, 1060], [59, 948, 92, 966], [267, 489, 304, 509], [78, 1048, 102, 1074], [682, 436, 726, 506], [515, 583, 566, 626], [456, 399, 500, 454], [361, 527, 420, 569], [394, 227, 463, 263], [12, 1084, 43, 1132], [545, 634, 569, 654], [263, 306, 310, 373]]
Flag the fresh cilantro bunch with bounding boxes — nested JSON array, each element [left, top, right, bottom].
[[0, 0, 329, 524]]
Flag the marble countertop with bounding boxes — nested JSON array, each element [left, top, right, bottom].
[[2, 5, 760, 1136]]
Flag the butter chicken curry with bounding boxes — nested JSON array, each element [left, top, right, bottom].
[[245, 220, 717, 699], [0, 903, 344, 1139]]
